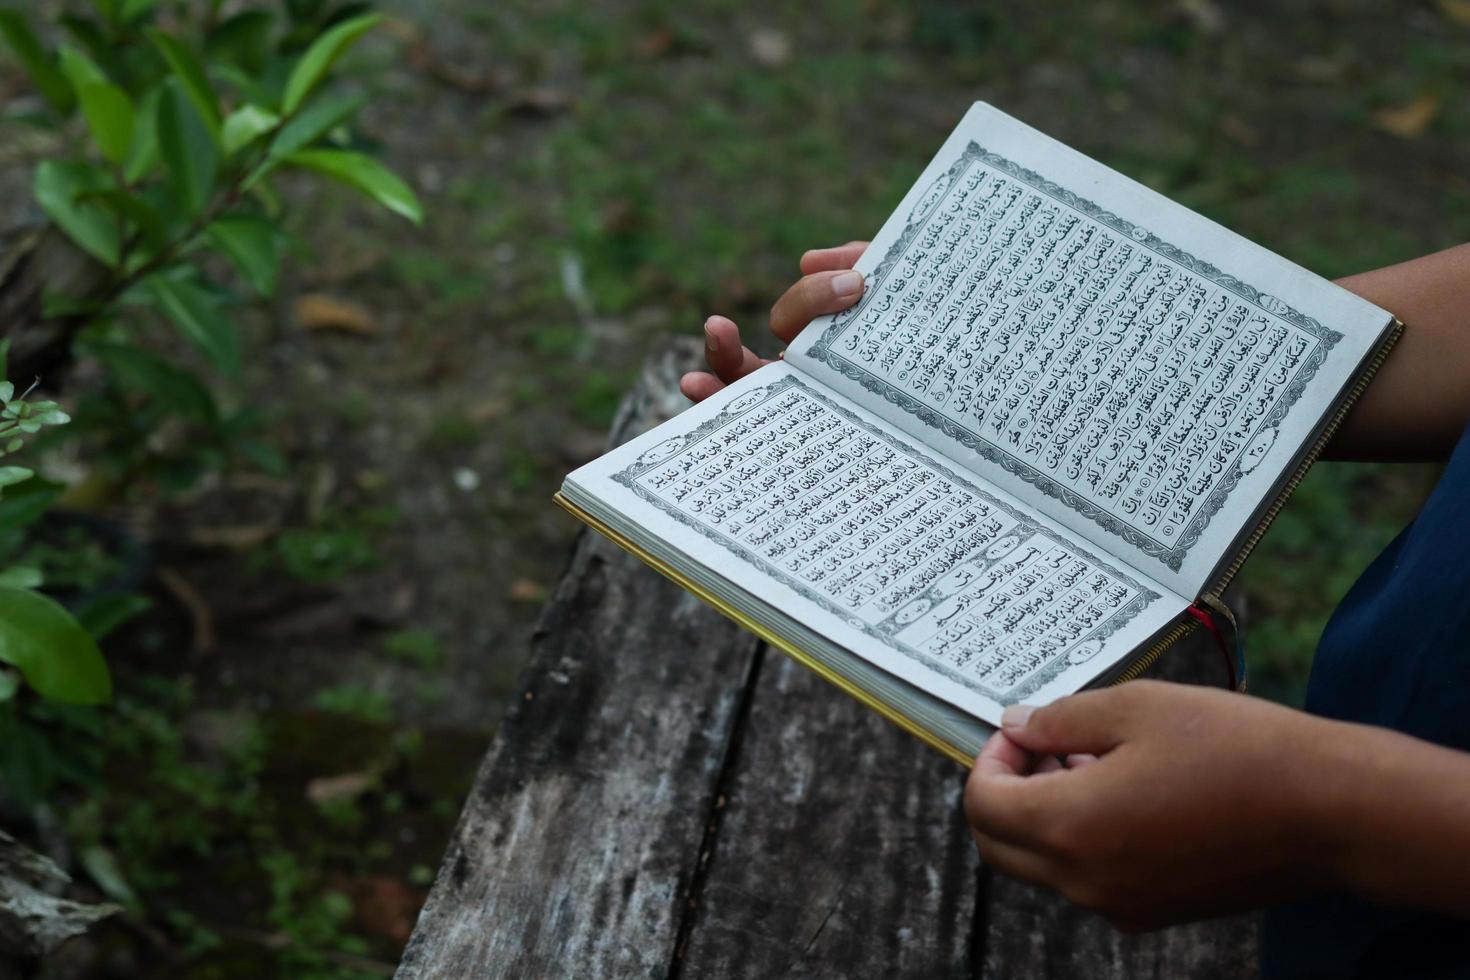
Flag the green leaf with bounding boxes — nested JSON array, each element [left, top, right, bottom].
[[281, 12, 382, 114], [57, 46, 107, 89], [0, 480, 57, 534], [207, 10, 274, 74], [206, 215, 280, 296], [124, 86, 161, 184], [269, 92, 363, 158], [83, 188, 165, 252], [0, 711, 59, 804], [74, 592, 151, 641], [284, 0, 327, 25], [76, 81, 135, 166], [79, 845, 139, 907], [24, 403, 68, 426], [221, 103, 279, 156], [84, 339, 219, 423], [0, 476, 60, 531], [0, 587, 111, 705], [147, 29, 220, 140], [0, 667, 17, 702], [58, 16, 128, 87], [286, 149, 422, 225], [119, 0, 159, 22], [156, 82, 219, 215], [0, 567, 41, 589], [0, 9, 73, 115], [0, 466, 32, 488], [145, 273, 239, 377], [235, 438, 287, 477], [33, 160, 119, 266]]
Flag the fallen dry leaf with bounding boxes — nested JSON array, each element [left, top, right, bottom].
[[156, 566, 215, 656], [1219, 114, 1261, 147], [509, 578, 548, 603], [1437, 0, 1470, 26], [1373, 93, 1441, 139], [306, 771, 374, 806], [467, 396, 510, 423], [333, 875, 423, 945], [635, 27, 675, 59], [295, 294, 380, 336], [187, 523, 280, 551]]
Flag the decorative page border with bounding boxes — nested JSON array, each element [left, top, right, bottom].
[[612, 375, 1160, 703], [805, 142, 1344, 572]]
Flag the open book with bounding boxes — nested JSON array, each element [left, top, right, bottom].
[[557, 103, 1401, 764]]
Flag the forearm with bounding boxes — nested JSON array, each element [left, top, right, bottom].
[[1329, 242, 1470, 461], [1307, 718, 1470, 916]]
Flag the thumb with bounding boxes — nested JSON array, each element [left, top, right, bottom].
[[1000, 689, 1131, 757]]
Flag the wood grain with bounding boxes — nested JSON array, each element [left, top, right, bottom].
[[396, 339, 765, 978], [674, 652, 979, 980], [399, 339, 1261, 979]]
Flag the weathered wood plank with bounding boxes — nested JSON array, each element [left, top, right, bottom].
[[395, 339, 764, 979], [675, 652, 980, 980], [0, 830, 119, 962], [401, 335, 1263, 978], [977, 613, 1260, 979], [977, 882, 1258, 980]]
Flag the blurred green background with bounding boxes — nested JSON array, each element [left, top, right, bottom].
[[3, 0, 1465, 975]]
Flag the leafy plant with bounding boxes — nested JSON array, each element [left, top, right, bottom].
[[0, 1, 422, 809], [0, 341, 112, 804], [0, 0, 420, 487]]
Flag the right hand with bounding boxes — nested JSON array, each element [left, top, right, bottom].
[[680, 241, 870, 403]]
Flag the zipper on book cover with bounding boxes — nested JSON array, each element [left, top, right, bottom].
[[1201, 318, 1404, 603], [1108, 616, 1200, 685]]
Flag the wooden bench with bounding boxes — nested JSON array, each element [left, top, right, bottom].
[[396, 339, 1260, 979]]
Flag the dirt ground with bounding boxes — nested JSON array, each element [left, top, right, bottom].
[[7, 0, 1468, 975]]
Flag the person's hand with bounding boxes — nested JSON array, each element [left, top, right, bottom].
[[964, 680, 1347, 931], [680, 241, 870, 402]]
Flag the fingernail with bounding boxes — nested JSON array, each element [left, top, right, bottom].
[[704, 321, 720, 353], [831, 271, 863, 297], [1001, 704, 1033, 731]]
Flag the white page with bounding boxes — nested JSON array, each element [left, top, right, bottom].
[[787, 102, 1394, 597], [566, 363, 1186, 725]]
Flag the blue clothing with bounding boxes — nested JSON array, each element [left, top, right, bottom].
[[1261, 420, 1470, 978]]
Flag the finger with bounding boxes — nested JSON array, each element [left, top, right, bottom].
[[701, 317, 760, 381], [1066, 753, 1099, 769], [969, 828, 1062, 890], [999, 690, 1132, 758], [965, 739, 1079, 846], [973, 730, 1032, 778], [1035, 755, 1065, 774], [769, 270, 866, 343], [799, 241, 870, 275], [679, 371, 725, 403]]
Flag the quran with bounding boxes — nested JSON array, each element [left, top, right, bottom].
[[556, 103, 1402, 764]]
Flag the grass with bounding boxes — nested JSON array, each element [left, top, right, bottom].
[[12, 1, 1470, 976]]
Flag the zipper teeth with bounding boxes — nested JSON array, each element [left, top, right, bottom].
[[1202, 318, 1405, 602], [1109, 617, 1199, 685]]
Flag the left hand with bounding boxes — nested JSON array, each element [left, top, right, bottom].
[[681, 241, 869, 402], [964, 680, 1341, 931]]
